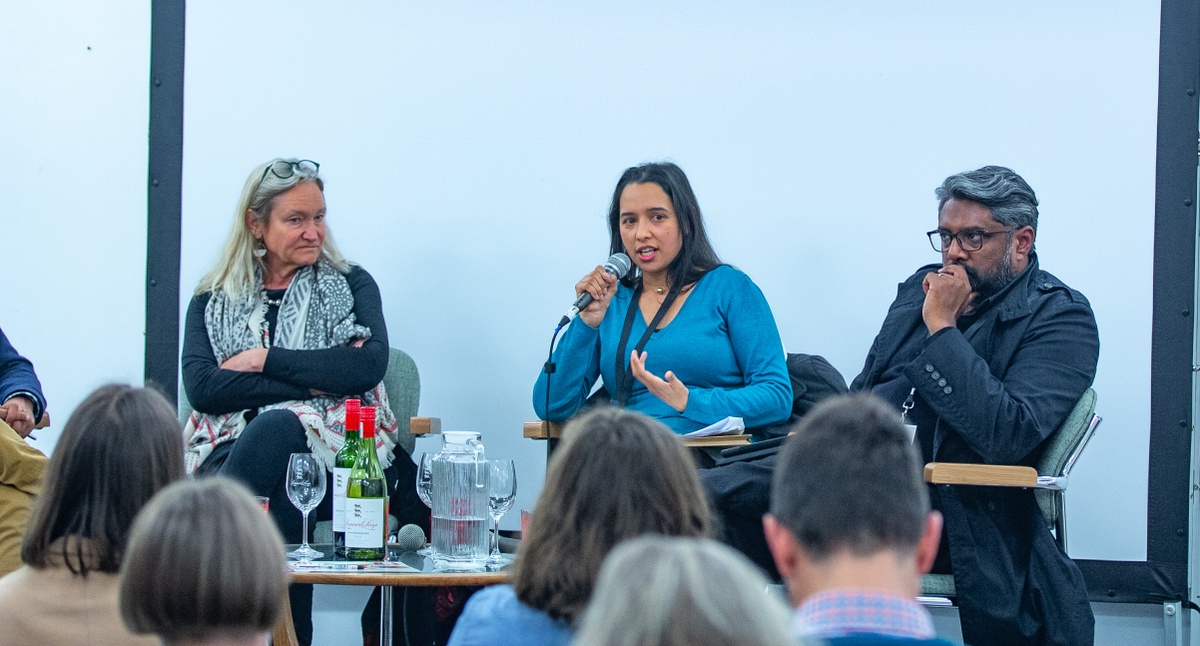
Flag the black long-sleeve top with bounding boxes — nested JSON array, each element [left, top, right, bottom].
[[182, 266, 389, 415]]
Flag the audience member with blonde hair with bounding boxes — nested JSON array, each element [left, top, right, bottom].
[[575, 535, 797, 646], [0, 384, 184, 646], [120, 476, 288, 646], [447, 406, 714, 646]]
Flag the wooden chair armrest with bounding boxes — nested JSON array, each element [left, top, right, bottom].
[[523, 420, 564, 439], [410, 417, 441, 436], [683, 434, 751, 448], [923, 462, 1039, 488]]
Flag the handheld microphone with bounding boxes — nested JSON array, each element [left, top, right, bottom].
[[395, 523, 427, 552], [561, 253, 632, 326]]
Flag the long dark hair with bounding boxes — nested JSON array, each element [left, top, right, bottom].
[[606, 162, 722, 289], [511, 406, 714, 624], [21, 384, 185, 576]]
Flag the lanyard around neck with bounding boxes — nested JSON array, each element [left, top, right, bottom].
[[614, 281, 681, 406]]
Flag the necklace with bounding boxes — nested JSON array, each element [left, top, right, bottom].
[[263, 293, 283, 308]]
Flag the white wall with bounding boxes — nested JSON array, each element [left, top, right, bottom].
[[182, 1, 1158, 561], [0, 1, 150, 454], [5, 1, 1159, 569]]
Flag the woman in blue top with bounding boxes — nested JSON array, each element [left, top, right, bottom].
[[533, 162, 792, 434]]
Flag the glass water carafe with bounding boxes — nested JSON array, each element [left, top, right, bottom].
[[430, 431, 490, 570]]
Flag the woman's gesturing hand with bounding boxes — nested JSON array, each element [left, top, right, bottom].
[[220, 348, 268, 373], [574, 266, 618, 328], [630, 350, 689, 412]]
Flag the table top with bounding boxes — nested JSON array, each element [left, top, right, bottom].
[[287, 544, 509, 587], [522, 420, 750, 447]]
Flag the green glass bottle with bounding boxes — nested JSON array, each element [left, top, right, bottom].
[[345, 406, 388, 561], [333, 398, 361, 559]]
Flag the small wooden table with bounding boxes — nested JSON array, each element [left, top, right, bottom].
[[283, 545, 508, 646]]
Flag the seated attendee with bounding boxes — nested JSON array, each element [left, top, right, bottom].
[[119, 476, 289, 646], [447, 407, 715, 646], [708, 166, 1097, 646], [852, 166, 1096, 645], [763, 394, 956, 645], [0, 326, 50, 578], [182, 158, 422, 644], [0, 384, 183, 646], [575, 535, 796, 646], [533, 162, 792, 435]]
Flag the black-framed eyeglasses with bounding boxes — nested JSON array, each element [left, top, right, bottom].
[[259, 159, 319, 185], [927, 227, 1013, 252]]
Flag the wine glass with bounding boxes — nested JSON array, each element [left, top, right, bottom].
[[414, 452, 434, 555], [487, 459, 517, 563], [286, 453, 327, 562]]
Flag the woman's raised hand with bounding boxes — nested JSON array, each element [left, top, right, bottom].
[[575, 266, 618, 328], [630, 350, 689, 412]]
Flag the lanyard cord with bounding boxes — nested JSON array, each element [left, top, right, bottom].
[[614, 280, 681, 406]]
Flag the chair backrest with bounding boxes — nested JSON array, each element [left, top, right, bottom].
[[1034, 387, 1100, 539], [383, 347, 420, 458], [177, 346, 421, 459]]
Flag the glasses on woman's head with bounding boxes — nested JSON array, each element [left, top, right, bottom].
[[259, 159, 319, 185], [927, 227, 1013, 253]]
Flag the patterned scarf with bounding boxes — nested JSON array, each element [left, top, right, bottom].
[[183, 259, 398, 474]]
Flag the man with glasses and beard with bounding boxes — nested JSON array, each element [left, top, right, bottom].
[[851, 166, 1098, 646]]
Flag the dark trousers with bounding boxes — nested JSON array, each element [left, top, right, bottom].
[[197, 409, 326, 646], [698, 452, 781, 581]]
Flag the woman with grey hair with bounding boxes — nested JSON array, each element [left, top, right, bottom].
[[575, 535, 798, 646], [181, 158, 401, 645]]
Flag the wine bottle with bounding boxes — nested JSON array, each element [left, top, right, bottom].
[[346, 406, 388, 561], [332, 398, 361, 559]]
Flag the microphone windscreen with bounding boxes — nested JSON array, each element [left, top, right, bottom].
[[396, 523, 427, 552], [604, 253, 632, 279]]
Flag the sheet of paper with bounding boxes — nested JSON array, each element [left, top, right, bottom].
[[683, 416, 745, 437]]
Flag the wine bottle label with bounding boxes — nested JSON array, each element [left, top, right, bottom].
[[332, 467, 350, 532], [346, 498, 386, 548]]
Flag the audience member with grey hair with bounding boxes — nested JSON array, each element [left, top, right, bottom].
[[575, 535, 797, 646], [764, 394, 954, 645], [119, 476, 288, 646]]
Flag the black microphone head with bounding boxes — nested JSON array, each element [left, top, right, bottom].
[[396, 523, 427, 552], [603, 253, 632, 279]]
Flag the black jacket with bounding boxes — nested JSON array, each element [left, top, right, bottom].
[[852, 256, 1099, 646]]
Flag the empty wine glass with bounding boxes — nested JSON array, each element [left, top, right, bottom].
[[286, 453, 327, 562], [487, 459, 517, 563], [414, 452, 434, 555]]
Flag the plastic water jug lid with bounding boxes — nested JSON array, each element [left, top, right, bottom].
[[443, 431, 482, 444]]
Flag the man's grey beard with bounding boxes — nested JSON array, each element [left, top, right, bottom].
[[954, 253, 1018, 300]]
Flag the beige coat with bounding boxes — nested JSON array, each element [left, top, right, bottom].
[[0, 419, 47, 577], [0, 538, 158, 646]]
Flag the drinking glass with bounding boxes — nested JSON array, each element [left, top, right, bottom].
[[415, 452, 434, 555], [286, 453, 327, 562], [487, 459, 517, 563]]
